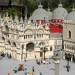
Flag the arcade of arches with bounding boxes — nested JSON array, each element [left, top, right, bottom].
[[65, 52, 75, 62]]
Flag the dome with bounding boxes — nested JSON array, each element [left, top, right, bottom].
[[52, 3, 68, 19], [31, 4, 49, 22], [65, 7, 75, 20], [47, 8, 52, 20]]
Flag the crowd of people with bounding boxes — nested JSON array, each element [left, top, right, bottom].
[[13, 63, 42, 75], [0, 52, 43, 75], [36, 58, 51, 65], [0, 53, 53, 75]]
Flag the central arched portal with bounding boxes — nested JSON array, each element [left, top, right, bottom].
[[26, 42, 34, 58], [26, 42, 34, 52]]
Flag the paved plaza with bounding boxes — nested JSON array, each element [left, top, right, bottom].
[[0, 56, 75, 75]]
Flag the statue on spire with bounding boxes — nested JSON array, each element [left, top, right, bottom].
[[59, 0, 61, 4], [72, 5, 75, 11]]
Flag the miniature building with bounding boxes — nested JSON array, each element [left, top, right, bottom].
[[63, 7, 75, 62], [0, 3, 67, 60]]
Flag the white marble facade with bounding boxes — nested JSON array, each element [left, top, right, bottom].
[[0, 13, 62, 60]]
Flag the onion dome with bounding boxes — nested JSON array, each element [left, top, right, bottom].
[[47, 7, 52, 21], [31, 3, 49, 23], [52, 3, 68, 19], [65, 6, 75, 20]]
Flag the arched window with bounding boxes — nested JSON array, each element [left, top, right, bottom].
[[24, 35, 25, 39], [65, 44, 66, 48], [5, 25, 9, 32], [67, 44, 69, 49], [50, 46, 52, 51], [2, 37, 5, 40], [69, 31, 71, 38], [8, 40, 11, 45], [22, 45, 24, 50], [13, 42, 16, 47]]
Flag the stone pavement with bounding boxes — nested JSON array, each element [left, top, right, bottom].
[[0, 57, 75, 75]]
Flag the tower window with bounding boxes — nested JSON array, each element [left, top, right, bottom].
[[24, 35, 25, 39], [69, 31, 71, 38]]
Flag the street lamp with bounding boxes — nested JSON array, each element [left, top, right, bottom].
[[52, 49, 62, 75], [39, 44, 48, 60], [41, 47, 48, 60], [66, 53, 70, 72]]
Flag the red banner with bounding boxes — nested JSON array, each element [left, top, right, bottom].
[[49, 24, 62, 33]]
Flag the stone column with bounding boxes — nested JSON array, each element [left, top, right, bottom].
[[54, 60, 60, 75]]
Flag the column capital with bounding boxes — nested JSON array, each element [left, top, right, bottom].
[[54, 60, 60, 64]]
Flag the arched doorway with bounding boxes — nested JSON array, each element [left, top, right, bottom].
[[39, 41, 46, 58], [26, 42, 34, 58], [12, 42, 17, 58]]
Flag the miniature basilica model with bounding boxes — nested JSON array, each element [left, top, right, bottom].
[[0, 3, 68, 60]]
